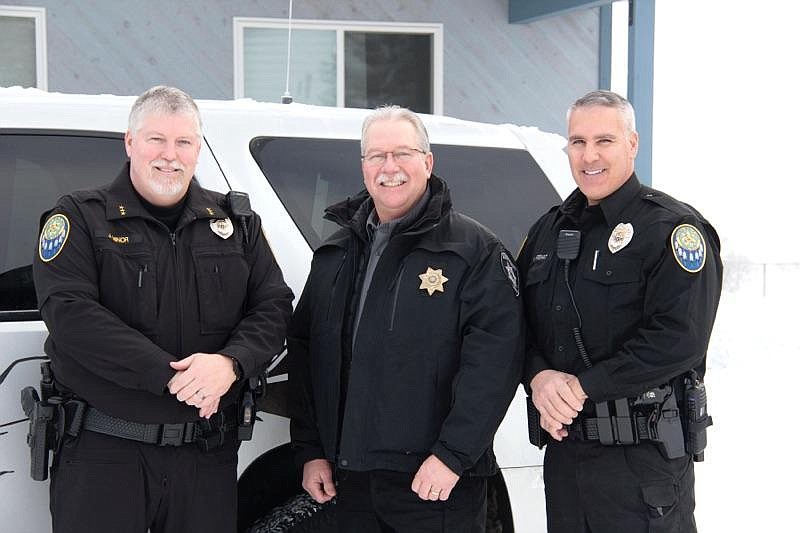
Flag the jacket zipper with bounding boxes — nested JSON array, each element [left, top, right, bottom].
[[170, 231, 183, 356], [137, 264, 148, 288], [387, 260, 406, 332]]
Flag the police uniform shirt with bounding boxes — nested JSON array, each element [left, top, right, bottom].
[[519, 174, 722, 402]]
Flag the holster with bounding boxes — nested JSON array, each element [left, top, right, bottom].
[[20, 361, 62, 481]]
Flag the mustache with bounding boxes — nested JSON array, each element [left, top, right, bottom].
[[151, 160, 185, 172]]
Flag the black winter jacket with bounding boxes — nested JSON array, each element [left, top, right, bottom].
[[33, 165, 294, 423], [289, 176, 523, 476]]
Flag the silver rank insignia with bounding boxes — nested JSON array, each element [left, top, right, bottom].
[[608, 222, 634, 254], [418, 267, 448, 296], [39, 213, 70, 262], [210, 218, 234, 239], [671, 224, 706, 273]]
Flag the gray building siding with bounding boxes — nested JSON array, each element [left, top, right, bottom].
[[3, 0, 598, 136]]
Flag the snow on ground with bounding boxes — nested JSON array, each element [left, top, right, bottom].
[[695, 263, 800, 532]]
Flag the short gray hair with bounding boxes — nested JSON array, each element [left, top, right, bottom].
[[360, 105, 430, 155], [128, 85, 202, 136], [567, 90, 636, 134]]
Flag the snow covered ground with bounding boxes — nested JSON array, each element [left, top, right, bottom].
[[649, 4, 800, 528], [694, 263, 800, 531]]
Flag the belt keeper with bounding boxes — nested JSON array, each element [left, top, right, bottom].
[[159, 423, 190, 446], [63, 400, 87, 437]]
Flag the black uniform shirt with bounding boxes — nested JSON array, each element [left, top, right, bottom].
[[33, 165, 294, 423], [518, 175, 722, 403]]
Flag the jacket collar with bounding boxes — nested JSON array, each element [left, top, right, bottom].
[[104, 163, 227, 223], [556, 173, 641, 228]]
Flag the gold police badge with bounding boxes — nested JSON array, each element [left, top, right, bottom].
[[418, 267, 448, 296]]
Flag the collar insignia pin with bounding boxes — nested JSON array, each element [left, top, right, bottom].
[[418, 267, 448, 296], [210, 218, 234, 239], [608, 223, 634, 254]]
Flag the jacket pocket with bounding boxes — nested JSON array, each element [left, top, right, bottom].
[[96, 245, 157, 335], [525, 257, 552, 286], [192, 246, 248, 334], [582, 254, 642, 285]]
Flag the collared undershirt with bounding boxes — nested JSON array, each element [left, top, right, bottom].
[[351, 186, 431, 347]]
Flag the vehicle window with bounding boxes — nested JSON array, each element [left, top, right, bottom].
[[0, 132, 127, 321], [250, 137, 561, 253]]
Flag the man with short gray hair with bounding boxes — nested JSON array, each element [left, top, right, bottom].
[[519, 90, 721, 532], [33, 85, 293, 533], [289, 105, 524, 531]]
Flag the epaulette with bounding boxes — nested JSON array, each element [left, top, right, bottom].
[[71, 188, 104, 204], [639, 186, 697, 220]]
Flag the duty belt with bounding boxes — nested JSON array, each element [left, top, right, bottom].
[[63, 400, 238, 451], [567, 399, 654, 446]]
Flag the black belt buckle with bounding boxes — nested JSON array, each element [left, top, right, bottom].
[[159, 423, 188, 446]]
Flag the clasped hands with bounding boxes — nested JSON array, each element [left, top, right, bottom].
[[530, 369, 588, 441], [302, 454, 459, 504], [167, 353, 237, 419]]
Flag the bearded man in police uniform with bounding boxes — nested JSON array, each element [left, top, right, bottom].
[[289, 105, 523, 531], [33, 86, 293, 533], [518, 90, 722, 532]]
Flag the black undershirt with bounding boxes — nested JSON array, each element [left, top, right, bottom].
[[135, 190, 187, 232]]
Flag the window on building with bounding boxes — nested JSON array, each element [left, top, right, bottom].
[[234, 18, 442, 114], [0, 6, 47, 89], [0, 132, 126, 320]]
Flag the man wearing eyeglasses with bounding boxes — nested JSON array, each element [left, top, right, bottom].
[[289, 105, 523, 531]]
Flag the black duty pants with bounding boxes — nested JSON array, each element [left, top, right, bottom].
[[336, 469, 487, 532], [50, 430, 238, 533], [544, 439, 696, 533]]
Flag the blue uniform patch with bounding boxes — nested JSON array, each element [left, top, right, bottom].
[[39, 213, 70, 262], [671, 224, 706, 273]]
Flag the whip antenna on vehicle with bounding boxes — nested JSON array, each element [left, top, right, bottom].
[[281, 0, 294, 104]]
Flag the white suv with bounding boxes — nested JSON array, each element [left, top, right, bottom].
[[0, 87, 572, 533]]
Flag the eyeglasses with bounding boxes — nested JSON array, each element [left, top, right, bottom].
[[361, 148, 427, 166]]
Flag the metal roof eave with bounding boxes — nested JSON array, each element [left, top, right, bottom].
[[508, 0, 614, 24]]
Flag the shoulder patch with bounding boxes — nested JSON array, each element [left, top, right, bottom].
[[671, 224, 706, 273], [500, 250, 520, 296], [39, 213, 70, 262]]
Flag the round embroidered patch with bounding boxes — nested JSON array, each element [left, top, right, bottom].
[[671, 224, 706, 273], [38, 213, 70, 262]]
